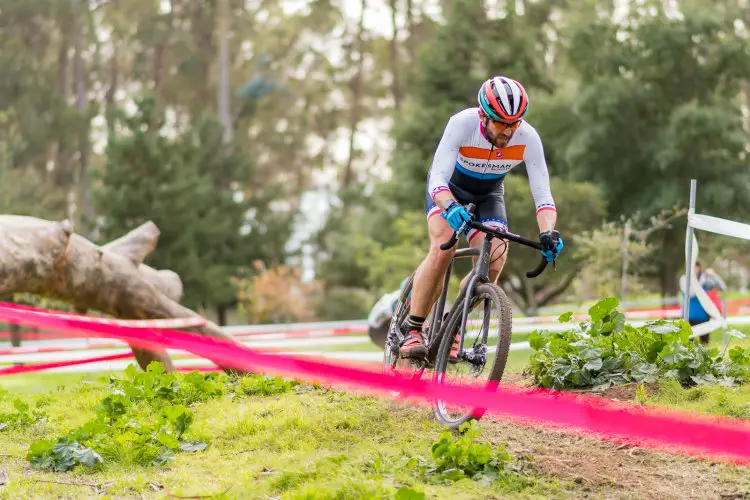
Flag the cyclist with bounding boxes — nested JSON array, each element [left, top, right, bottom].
[[400, 76, 564, 359]]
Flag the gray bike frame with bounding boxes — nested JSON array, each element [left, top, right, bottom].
[[426, 234, 494, 361]]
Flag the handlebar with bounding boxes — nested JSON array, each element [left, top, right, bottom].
[[439, 234, 460, 251], [438, 203, 555, 279], [525, 257, 549, 278]]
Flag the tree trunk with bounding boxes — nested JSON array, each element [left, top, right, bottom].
[[52, 18, 70, 186], [152, 2, 175, 123], [341, 0, 367, 193], [0, 216, 244, 373], [9, 323, 21, 348], [217, 304, 227, 326], [192, 1, 213, 106], [523, 274, 538, 316], [388, 0, 402, 110], [217, 0, 233, 143], [502, 280, 529, 314], [58, 32, 70, 99], [153, 43, 167, 102], [105, 43, 118, 129], [744, 4, 750, 133], [405, 0, 415, 61], [659, 229, 680, 300], [105, 1, 119, 134], [74, 0, 93, 239]]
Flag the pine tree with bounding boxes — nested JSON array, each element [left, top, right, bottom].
[[94, 95, 291, 312]]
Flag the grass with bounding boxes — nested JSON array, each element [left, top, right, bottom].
[[1, 319, 749, 499], [1, 356, 748, 500], [0, 372, 115, 395], [645, 377, 750, 419], [0, 369, 565, 500]]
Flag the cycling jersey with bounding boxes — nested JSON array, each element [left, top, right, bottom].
[[425, 108, 556, 240]]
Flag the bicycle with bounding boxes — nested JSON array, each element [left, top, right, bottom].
[[382, 203, 555, 429]]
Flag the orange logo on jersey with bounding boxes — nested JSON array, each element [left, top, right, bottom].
[[495, 151, 504, 159]]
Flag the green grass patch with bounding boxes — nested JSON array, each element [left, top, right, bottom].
[[645, 378, 750, 420], [0, 364, 562, 499]]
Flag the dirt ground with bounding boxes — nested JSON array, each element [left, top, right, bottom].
[[391, 373, 750, 500], [482, 417, 749, 500]]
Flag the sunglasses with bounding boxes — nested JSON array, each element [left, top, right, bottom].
[[480, 110, 522, 129]]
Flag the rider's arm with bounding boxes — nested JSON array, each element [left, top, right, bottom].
[[427, 111, 472, 210], [536, 209, 557, 233], [432, 190, 457, 211], [522, 126, 557, 233]]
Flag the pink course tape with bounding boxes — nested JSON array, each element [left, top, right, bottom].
[[0, 302, 748, 464]]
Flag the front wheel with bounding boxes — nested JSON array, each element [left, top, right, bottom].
[[431, 282, 513, 429]]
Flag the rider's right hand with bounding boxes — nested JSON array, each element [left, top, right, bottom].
[[441, 202, 471, 234], [539, 230, 563, 262]]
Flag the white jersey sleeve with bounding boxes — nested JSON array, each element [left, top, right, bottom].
[[519, 124, 556, 214], [427, 110, 474, 201]]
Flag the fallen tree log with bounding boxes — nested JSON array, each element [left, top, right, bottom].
[[0, 215, 243, 373], [100, 221, 185, 302]]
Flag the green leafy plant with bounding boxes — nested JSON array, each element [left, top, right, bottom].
[[0, 398, 46, 430], [395, 487, 426, 500], [26, 364, 302, 472], [28, 437, 103, 472], [382, 420, 523, 486], [238, 374, 297, 396], [428, 420, 514, 483], [27, 363, 228, 472], [528, 297, 750, 390]]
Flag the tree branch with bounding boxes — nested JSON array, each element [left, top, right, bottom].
[[101, 221, 159, 265], [523, 275, 538, 315], [100, 222, 184, 301], [501, 276, 530, 315], [534, 270, 579, 307]]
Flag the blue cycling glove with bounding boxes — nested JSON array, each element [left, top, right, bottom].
[[539, 230, 563, 262], [441, 202, 472, 234]]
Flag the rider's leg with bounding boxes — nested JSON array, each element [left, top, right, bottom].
[[459, 220, 510, 290], [399, 213, 456, 358], [451, 223, 509, 358], [412, 214, 457, 314]]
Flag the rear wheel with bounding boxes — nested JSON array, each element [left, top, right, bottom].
[[431, 282, 512, 429], [382, 273, 439, 389], [382, 274, 414, 375]]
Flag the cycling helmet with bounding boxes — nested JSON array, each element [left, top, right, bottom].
[[477, 76, 529, 123]]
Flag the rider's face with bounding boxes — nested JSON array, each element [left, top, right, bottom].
[[483, 113, 521, 148]]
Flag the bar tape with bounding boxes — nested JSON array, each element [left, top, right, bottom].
[[0, 301, 748, 464]]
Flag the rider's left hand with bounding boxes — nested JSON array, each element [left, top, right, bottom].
[[441, 202, 472, 234], [539, 230, 563, 262]]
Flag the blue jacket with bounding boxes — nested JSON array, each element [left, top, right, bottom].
[[680, 271, 725, 323]]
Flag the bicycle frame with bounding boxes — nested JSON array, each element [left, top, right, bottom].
[[423, 210, 552, 365], [424, 247, 474, 363], [424, 233, 493, 364]]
